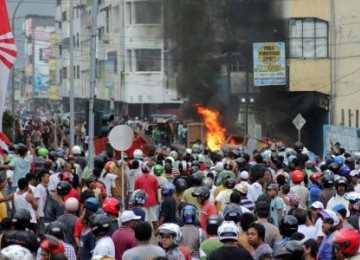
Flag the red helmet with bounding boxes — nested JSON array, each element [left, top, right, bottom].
[[310, 172, 323, 185], [104, 161, 116, 173], [40, 235, 65, 255], [333, 228, 360, 257], [102, 197, 121, 215], [291, 170, 305, 183], [60, 172, 73, 182]]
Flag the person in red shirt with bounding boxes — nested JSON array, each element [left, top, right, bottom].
[[59, 172, 80, 202], [134, 161, 159, 232], [192, 186, 217, 234], [126, 131, 147, 159]]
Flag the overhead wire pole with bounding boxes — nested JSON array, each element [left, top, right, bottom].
[[69, 0, 75, 148], [88, 0, 98, 172], [11, 0, 25, 141]]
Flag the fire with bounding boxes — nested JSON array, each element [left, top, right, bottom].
[[197, 106, 226, 151]]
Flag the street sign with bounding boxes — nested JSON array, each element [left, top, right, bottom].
[[292, 113, 306, 130], [108, 125, 134, 151]]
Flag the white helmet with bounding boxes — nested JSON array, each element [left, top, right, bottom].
[[318, 209, 340, 228], [169, 151, 178, 160], [1, 245, 33, 260], [165, 156, 175, 165], [215, 162, 224, 172], [158, 223, 182, 245], [72, 145, 81, 155], [198, 154, 205, 163], [185, 148, 192, 154], [133, 149, 144, 159], [217, 221, 240, 241], [65, 197, 79, 212]]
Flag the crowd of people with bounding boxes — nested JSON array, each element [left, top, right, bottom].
[[0, 131, 360, 260]]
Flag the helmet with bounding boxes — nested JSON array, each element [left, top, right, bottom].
[[48, 151, 58, 161], [174, 178, 187, 193], [133, 149, 144, 159], [225, 178, 235, 189], [102, 197, 120, 215], [235, 157, 247, 168], [141, 161, 153, 173], [279, 215, 298, 237], [71, 145, 81, 155], [344, 192, 360, 203], [190, 171, 203, 186], [12, 209, 31, 230], [322, 170, 335, 188], [202, 177, 213, 190], [130, 189, 146, 205], [160, 182, 175, 197], [217, 221, 240, 241], [180, 204, 199, 225], [65, 197, 79, 212], [319, 209, 340, 228], [215, 162, 224, 172], [189, 165, 200, 174], [56, 181, 72, 196], [206, 214, 223, 235], [339, 165, 351, 177], [59, 172, 73, 182], [333, 228, 360, 257], [165, 157, 175, 165], [294, 141, 304, 153], [46, 221, 65, 239], [158, 223, 182, 245], [37, 147, 49, 158], [272, 240, 305, 260], [104, 161, 116, 173], [223, 160, 232, 171], [84, 197, 100, 212], [335, 176, 348, 187], [169, 151, 178, 160], [291, 170, 305, 183], [310, 172, 323, 185], [222, 203, 243, 223], [334, 155, 344, 167], [198, 154, 205, 163], [1, 245, 33, 260], [40, 235, 65, 255], [90, 214, 112, 236], [191, 186, 210, 202], [153, 164, 164, 176], [305, 160, 315, 169]]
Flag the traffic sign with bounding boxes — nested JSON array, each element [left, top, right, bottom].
[[292, 113, 306, 131], [108, 125, 134, 151]]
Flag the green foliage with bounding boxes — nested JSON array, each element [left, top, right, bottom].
[[2, 110, 14, 140]]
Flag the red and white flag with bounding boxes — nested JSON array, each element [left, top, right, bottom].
[[0, 0, 18, 135]]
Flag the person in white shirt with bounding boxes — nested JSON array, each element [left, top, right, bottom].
[[326, 176, 350, 217], [310, 201, 325, 245], [90, 214, 115, 258], [248, 170, 266, 203], [349, 170, 360, 193], [216, 179, 236, 213], [293, 208, 317, 239], [35, 171, 50, 234]]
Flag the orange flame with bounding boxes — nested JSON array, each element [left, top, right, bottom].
[[197, 106, 226, 151]]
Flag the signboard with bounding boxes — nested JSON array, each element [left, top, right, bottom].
[[323, 125, 360, 158], [253, 42, 286, 86], [292, 113, 306, 130]]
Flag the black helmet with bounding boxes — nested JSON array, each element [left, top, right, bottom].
[[322, 169, 335, 188], [89, 214, 111, 237], [48, 151, 58, 161], [56, 181, 72, 196], [190, 171, 203, 186], [279, 215, 298, 237], [206, 214, 223, 235], [294, 141, 304, 153], [191, 160, 200, 167], [12, 209, 31, 230], [235, 157, 247, 168], [222, 203, 243, 223], [94, 156, 105, 169], [192, 186, 210, 201], [225, 178, 235, 189], [272, 240, 305, 260], [335, 176, 348, 187], [174, 178, 187, 193], [190, 165, 200, 175], [46, 221, 66, 240]]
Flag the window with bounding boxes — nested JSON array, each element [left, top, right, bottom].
[[107, 51, 117, 73], [62, 11, 67, 21], [96, 59, 105, 79], [98, 27, 104, 40], [135, 49, 161, 71], [77, 65, 80, 79], [289, 18, 328, 58], [105, 8, 110, 33], [62, 67, 67, 79], [133, 1, 161, 24]]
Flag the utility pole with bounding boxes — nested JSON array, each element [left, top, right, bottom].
[[88, 0, 98, 172], [11, 0, 25, 141], [69, 0, 75, 148]]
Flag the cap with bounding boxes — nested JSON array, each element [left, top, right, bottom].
[[350, 170, 359, 177], [87, 175, 97, 182], [240, 171, 249, 180], [266, 183, 278, 190], [311, 201, 324, 210], [120, 210, 141, 223], [234, 182, 248, 194], [287, 193, 300, 207]]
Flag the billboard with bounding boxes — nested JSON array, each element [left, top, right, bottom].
[[253, 42, 286, 86]]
